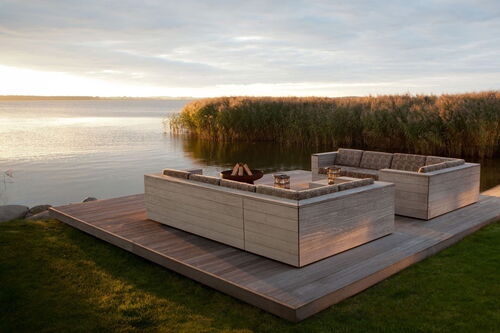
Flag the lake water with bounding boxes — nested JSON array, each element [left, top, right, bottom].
[[0, 100, 498, 206]]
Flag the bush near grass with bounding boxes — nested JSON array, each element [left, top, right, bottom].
[[171, 92, 500, 158], [0, 219, 499, 332]]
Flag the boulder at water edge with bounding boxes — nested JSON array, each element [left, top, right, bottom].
[[0, 205, 29, 222], [27, 204, 52, 217], [26, 210, 51, 221]]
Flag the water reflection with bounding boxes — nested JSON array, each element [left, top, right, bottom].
[[179, 135, 499, 192], [180, 135, 316, 172]]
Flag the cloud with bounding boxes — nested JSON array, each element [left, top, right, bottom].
[[0, 0, 499, 96]]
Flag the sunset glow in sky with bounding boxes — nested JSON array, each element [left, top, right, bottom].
[[1, 1, 499, 97]]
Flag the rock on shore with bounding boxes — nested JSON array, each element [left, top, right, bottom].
[[1, 197, 98, 223], [0, 205, 29, 222], [26, 210, 51, 221], [27, 204, 52, 216]]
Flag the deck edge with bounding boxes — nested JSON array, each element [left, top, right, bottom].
[[294, 208, 500, 320], [48, 207, 299, 321]]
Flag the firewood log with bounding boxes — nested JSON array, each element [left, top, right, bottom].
[[231, 163, 239, 176], [238, 165, 244, 176], [243, 164, 253, 176]]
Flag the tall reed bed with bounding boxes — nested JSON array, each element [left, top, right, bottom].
[[170, 92, 500, 158]]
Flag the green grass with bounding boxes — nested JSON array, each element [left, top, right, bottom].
[[171, 92, 500, 158], [1, 219, 499, 333]]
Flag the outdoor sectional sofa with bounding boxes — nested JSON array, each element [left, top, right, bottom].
[[311, 148, 480, 220], [144, 168, 395, 267]]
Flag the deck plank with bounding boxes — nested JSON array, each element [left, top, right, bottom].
[[50, 191, 500, 322]]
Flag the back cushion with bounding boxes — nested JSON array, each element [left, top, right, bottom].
[[445, 159, 465, 168], [220, 179, 256, 192], [185, 168, 203, 175], [425, 156, 455, 166], [418, 162, 448, 173], [338, 178, 374, 191], [359, 151, 393, 170], [256, 185, 299, 200], [189, 173, 220, 185], [336, 148, 364, 167], [390, 153, 426, 171], [297, 184, 339, 200], [163, 168, 191, 179]]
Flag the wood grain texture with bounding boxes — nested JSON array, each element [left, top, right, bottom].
[[427, 164, 480, 219], [144, 174, 245, 249], [299, 184, 394, 266], [379, 163, 480, 220], [49, 192, 500, 322], [243, 197, 299, 266]]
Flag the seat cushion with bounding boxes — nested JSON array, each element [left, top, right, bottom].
[[163, 168, 191, 179], [220, 179, 256, 192], [256, 185, 299, 200], [335, 148, 364, 167], [297, 184, 339, 200], [340, 166, 379, 180], [418, 162, 448, 173], [390, 153, 426, 172], [445, 159, 465, 168], [319, 165, 379, 180], [359, 151, 393, 170], [425, 156, 455, 166], [338, 178, 374, 191], [189, 173, 220, 185]]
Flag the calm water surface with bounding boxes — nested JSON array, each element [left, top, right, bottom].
[[0, 100, 498, 206]]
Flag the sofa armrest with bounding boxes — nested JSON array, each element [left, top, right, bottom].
[[378, 168, 430, 219], [425, 163, 480, 219], [424, 162, 480, 176], [311, 151, 337, 170]]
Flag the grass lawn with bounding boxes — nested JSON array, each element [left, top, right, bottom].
[[1, 219, 499, 333]]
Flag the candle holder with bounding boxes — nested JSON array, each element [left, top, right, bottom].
[[327, 167, 342, 185], [273, 173, 290, 189]]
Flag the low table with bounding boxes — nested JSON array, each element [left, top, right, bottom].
[[309, 176, 359, 188], [254, 169, 313, 189], [255, 170, 359, 189]]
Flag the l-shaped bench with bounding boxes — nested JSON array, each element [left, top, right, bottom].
[[145, 170, 394, 267], [312, 148, 480, 220]]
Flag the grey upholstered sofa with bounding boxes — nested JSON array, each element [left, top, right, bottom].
[[144, 168, 394, 267], [311, 148, 480, 220]]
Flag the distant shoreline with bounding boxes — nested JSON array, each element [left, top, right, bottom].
[[0, 95, 196, 101]]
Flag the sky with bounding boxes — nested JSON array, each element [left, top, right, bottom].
[[0, 0, 499, 97]]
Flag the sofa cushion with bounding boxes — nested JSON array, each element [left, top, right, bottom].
[[339, 166, 379, 180], [360, 151, 393, 170], [189, 173, 220, 185], [425, 156, 455, 166], [297, 184, 339, 200], [338, 178, 374, 191], [390, 153, 426, 172], [445, 159, 465, 168], [163, 168, 191, 179], [418, 162, 448, 173], [220, 179, 256, 192], [336, 148, 364, 167], [256, 185, 299, 200], [318, 165, 379, 180]]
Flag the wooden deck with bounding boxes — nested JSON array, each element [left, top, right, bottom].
[[49, 191, 500, 322]]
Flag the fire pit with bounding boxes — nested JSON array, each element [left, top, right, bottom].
[[220, 170, 263, 184], [220, 163, 263, 184]]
